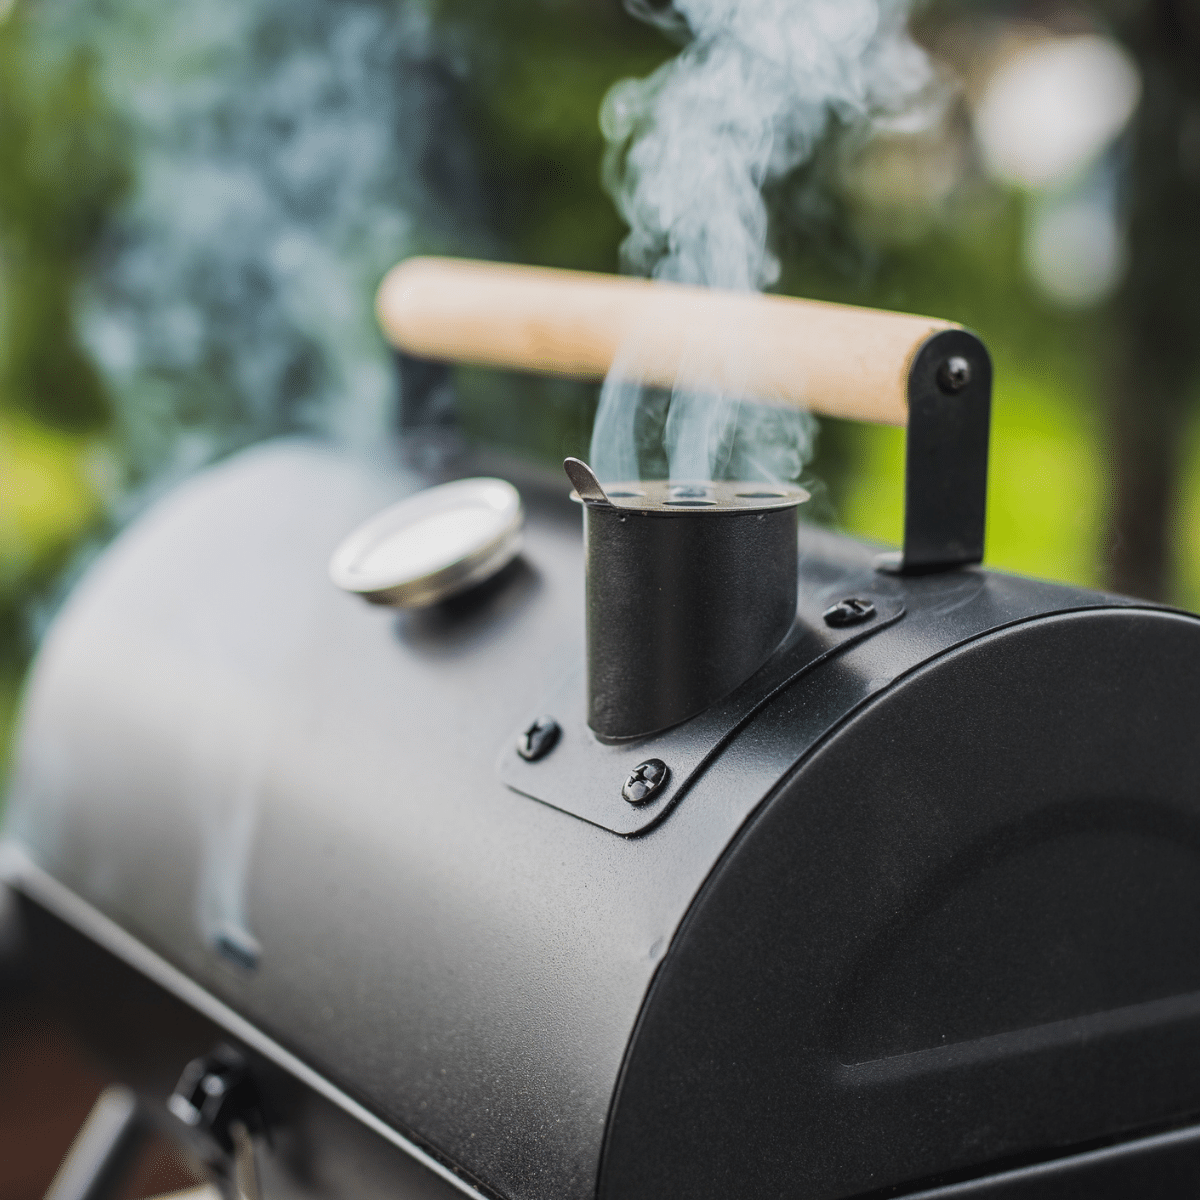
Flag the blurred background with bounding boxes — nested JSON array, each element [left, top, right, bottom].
[[0, 0, 1198, 1189]]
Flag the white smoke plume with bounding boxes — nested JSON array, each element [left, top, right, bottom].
[[590, 0, 933, 484], [16, 0, 485, 952], [40, 0, 482, 503]]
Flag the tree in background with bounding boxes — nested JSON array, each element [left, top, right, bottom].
[[1103, 0, 1200, 601]]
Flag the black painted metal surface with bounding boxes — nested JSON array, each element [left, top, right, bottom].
[[5, 440, 1200, 1200], [16, 894, 470, 1200], [599, 606, 1200, 1200], [498, 581, 904, 836], [582, 493, 800, 739], [901, 328, 992, 571], [901, 1121, 1200, 1198]]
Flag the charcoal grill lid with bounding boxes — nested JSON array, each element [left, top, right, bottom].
[[329, 476, 522, 607]]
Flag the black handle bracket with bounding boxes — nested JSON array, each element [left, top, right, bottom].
[[882, 327, 992, 574]]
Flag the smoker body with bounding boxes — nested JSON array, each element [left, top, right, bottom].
[[5, 440, 1200, 1200]]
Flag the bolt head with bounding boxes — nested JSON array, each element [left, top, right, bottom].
[[937, 355, 972, 394], [517, 716, 561, 762], [623, 758, 670, 805], [823, 597, 876, 628], [169, 1049, 259, 1155]]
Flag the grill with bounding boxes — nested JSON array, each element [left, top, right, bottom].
[[4, 261, 1200, 1200]]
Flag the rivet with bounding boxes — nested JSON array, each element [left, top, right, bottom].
[[517, 716, 561, 762], [937, 355, 972, 393], [623, 759, 670, 805]]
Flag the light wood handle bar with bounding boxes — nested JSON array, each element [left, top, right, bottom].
[[377, 257, 958, 427]]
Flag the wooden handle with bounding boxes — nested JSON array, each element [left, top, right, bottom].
[[377, 257, 958, 427]]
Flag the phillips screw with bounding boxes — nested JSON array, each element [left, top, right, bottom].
[[517, 716, 561, 762], [623, 759, 670, 805]]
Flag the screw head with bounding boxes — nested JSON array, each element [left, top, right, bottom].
[[823, 597, 877, 628], [937, 355, 972, 394], [623, 759, 670, 805], [517, 716, 561, 761]]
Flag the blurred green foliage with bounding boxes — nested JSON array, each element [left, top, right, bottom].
[[0, 12, 126, 433], [0, 7, 126, 779], [0, 8, 125, 698], [777, 184, 1112, 591], [433, 0, 670, 271], [437, 0, 1139, 608], [431, 0, 670, 472]]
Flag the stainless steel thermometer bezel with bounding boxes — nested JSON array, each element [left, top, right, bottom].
[[329, 477, 523, 608]]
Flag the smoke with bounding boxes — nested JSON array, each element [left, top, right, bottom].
[[590, 0, 933, 483], [39, 0, 482, 505], [13, 0, 496, 955]]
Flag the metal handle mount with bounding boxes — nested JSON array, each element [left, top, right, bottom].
[[887, 327, 992, 574]]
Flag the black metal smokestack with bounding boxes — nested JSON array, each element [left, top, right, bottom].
[[564, 458, 806, 740]]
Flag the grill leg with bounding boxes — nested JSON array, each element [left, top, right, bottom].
[[43, 1085, 147, 1200]]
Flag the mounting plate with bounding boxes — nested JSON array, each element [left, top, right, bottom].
[[498, 569, 905, 836]]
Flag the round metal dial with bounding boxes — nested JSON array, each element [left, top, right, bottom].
[[329, 477, 523, 608]]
